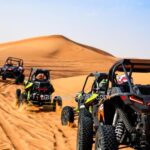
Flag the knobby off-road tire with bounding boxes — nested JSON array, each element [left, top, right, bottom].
[[76, 108, 93, 150], [61, 106, 74, 126], [95, 125, 118, 150]]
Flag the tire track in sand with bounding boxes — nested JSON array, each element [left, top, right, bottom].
[[0, 81, 74, 150], [0, 81, 29, 150], [0, 109, 29, 150]]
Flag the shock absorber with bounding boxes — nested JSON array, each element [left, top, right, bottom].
[[115, 121, 125, 143]]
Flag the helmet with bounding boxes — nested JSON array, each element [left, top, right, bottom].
[[36, 73, 45, 80], [99, 79, 107, 86], [116, 74, 128, 85], [98, 79, 108, 91], [93, 79, 107, 93]]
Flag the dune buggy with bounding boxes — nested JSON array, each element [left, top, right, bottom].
[[95, 59, 150, 150], [16, 68, 62, 111], [0, 57, 25, 84], [61, 72, 108, 150]]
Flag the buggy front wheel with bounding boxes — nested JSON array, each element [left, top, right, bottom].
[[95, 125, 118, 150], [76, 108, 93, 150]]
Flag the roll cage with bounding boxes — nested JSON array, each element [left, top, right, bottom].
[[5, 57, 24, 66], [106, 59, 150, 94]]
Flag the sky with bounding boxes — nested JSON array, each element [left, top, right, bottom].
[[0, 0, 150, 58]]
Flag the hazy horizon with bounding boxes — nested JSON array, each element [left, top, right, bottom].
[[0, 0, 150, 58]]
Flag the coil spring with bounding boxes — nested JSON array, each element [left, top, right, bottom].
[[115, 121, 125, 142]]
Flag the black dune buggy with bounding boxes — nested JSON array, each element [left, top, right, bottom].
[[61, 72, 108, 150], [16, 68, 62, 111], [0, 57, 25, 84], [95, 59, 150, 150]]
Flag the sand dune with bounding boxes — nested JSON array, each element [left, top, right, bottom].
[[0, 35, 116, 78]]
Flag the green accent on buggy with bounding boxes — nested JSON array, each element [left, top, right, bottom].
[[23, 80, 28, 86], [89, 106, 92, 113], [77, 93, 82, 99], [25, 82, 33, 89], [73, 93, 99, 113], [22, 82, 33, 101], [85, 93, 99, 104], [27, 91, 30, 101], [100, 79, 107, 84]]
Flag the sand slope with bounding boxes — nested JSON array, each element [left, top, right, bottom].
[[0, 35, 116, 78]]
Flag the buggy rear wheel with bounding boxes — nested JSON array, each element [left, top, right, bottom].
[[95, 125, 118, 150], [61, 106, 74, 126], [76, 108, 93, 150]]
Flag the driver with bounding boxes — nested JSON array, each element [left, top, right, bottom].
[[116, 74, 128, 85], [35, 73, 46, 81], [116, 74, 130, 92]]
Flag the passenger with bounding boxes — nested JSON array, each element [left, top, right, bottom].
[[116, 74, 130, 92], [116, 74, 128, 85]]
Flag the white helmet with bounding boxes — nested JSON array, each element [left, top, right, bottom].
[[117, 74, 128, 84]]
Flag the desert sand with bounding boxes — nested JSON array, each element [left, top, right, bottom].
[[0, 35, 136, 150]]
